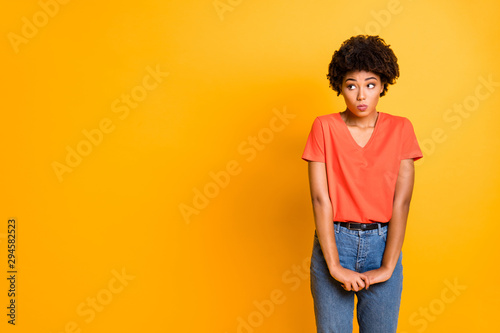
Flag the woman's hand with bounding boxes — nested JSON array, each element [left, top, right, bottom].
[[362, 266, 393, 288], [330, 266, 370, 291]]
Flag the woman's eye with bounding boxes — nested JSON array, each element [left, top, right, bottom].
[[367, 83, 375, 88], [347, 85, 355, 90]]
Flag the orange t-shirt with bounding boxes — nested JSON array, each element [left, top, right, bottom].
[[302, 112, 423, 224]]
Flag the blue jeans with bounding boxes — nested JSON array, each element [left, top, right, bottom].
[[310, 223, 403, 333]]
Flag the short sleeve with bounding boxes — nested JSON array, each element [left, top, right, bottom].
[[400, 118, 423, 161], [302, 117, 325, 162]]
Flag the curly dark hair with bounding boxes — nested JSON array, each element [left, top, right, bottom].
[[327, 35, 399, 97]]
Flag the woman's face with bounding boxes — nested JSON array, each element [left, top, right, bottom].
[[341, 70, 384, 117]]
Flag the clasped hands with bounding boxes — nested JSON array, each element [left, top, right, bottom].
[[329, 265, 393, 292]]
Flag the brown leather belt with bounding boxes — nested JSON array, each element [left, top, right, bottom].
[[334, 221, 388, 231]]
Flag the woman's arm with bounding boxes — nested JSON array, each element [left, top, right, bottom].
[[364, 158, 415, 286], [308, 161, 369, 291]]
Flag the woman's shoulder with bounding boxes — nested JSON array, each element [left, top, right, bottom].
[[314, 112, 340, 124], [380, 112, 412, 127]]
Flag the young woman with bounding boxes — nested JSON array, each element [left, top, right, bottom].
[[302, 35, 423, 332]]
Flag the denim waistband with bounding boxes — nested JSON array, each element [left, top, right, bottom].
[[334, 222, 387, 236]]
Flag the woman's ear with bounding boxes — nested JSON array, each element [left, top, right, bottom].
[[379, 83, 386, 96]]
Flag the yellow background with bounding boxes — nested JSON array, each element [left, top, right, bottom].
[[2, 0, 499, 332]]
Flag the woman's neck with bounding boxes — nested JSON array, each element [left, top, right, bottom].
[[341, 110, 379, 128]]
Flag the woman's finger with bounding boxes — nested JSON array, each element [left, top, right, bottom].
[[361, 275, 370, 290]]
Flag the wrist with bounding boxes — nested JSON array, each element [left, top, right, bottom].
[[379, 264, 395, 274], [328, 262, 343, 274]]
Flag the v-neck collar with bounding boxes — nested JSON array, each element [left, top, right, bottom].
[[335, 111, 383, 150]]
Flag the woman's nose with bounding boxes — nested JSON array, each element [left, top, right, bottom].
[[357, 88, 365, 101]]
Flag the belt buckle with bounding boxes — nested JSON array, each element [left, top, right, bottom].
[[347, 222, 358, 230]]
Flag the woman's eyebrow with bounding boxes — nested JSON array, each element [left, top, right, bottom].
[[344, 77, 379, 82]]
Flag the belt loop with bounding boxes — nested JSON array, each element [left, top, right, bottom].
[[334, 222, 340, 233], [377, 223, 382, 236]]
